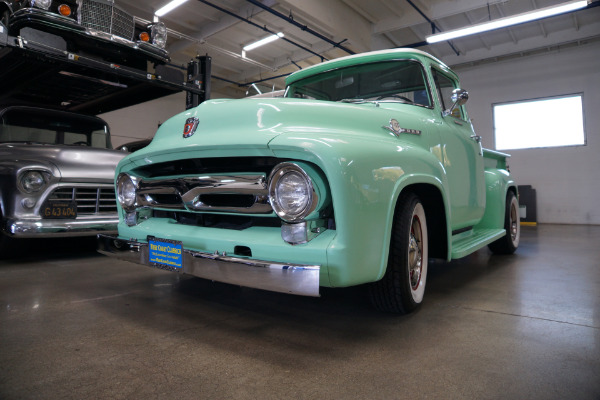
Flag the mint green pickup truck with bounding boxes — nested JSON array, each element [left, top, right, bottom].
[[98, 49, 519, 314]]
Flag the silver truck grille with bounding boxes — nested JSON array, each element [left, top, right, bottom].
[[79, 0, 135, 41], [135, 175, 272, 214], [48, 187, 118, 215]]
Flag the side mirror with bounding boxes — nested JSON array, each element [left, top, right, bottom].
[[444, 88, 469, 116]]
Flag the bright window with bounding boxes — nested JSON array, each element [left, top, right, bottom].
[[493, 94, 585, 150]]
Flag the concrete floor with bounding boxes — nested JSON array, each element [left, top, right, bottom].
[[0, 224, 599, 400]]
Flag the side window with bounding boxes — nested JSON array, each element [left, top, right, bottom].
[[64, 131, 89, 146], [432, 69, 464, 120]]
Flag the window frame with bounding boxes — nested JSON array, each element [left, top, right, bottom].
[[431, 67, 468, 122], [285, 59, 435, 110], [492, 93, 587, 151]]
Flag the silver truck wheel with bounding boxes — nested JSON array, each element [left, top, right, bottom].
[[489, 191, 520, 254], [369, 193, 428, 314]]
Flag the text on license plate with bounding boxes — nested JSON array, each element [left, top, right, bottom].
[[42, 202, 77, 219], [148, 237, 183, 269]]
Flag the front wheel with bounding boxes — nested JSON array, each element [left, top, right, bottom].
[[369, 192, 428, 314], [489, 191, 520, 254]]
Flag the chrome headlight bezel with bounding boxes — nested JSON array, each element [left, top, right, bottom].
[[18, 170, 50, 193], [268, 162, 318, 223], [116, 173, 139, 212], [150, 22, 167, 49], [30, 0, 52, 10]]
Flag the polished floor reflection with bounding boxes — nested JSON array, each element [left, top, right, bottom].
[[1, 225, 599, 399]]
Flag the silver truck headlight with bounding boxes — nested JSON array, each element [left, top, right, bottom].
[[268, 163, 317, 222], [151, 22, 167, 48], [20, 170, 47, 193], [30, 0, 52, 10], [117, 173, 138, 211]]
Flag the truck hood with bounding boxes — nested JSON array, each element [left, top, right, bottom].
[[131, 98, 425, 162], [0, 143, 126, 182]]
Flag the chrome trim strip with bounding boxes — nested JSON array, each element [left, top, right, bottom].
[[97, 234, 321, 297], [5, 217, 118, 238], [136, 174, 272, 214], [383, 119, 422, 136]]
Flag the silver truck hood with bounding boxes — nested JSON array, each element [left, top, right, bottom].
[[0, 143, 126, 182]]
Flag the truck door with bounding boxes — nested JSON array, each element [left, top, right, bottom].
[[431, 68, 485, 230]]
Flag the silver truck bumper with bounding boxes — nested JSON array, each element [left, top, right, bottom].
[[97, 234, 321, 297], [4, 217, 118, 238]]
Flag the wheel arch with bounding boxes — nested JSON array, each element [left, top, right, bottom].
[[383, 176, 450, 276], [476, 169, 518, 230]]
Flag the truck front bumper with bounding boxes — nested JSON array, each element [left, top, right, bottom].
[[4, 217, 118, 238], [97, 234, 321, 297]]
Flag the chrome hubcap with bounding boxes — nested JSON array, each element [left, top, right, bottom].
[[409, 217, 423, 290], [510, 200, 518, 241]]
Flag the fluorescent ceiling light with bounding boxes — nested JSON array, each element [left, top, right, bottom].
[[243, 32, 284, 51], [155, 0, 189, 17], [426, 0, 588, 43]]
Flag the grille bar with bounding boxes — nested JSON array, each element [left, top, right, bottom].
[[136, 175, 272, 214], [48, 187, 117, 215], [79, 0, 135, 41]]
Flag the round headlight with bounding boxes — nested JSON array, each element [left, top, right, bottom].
[[31, 0, 52, 10], [117, 173, 138, 210], [151, 22, 167, 48], [20, 171, 47, 193], [268, 163, 317, 222]]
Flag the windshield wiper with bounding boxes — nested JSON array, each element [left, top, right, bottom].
[[339, 98, 368, 104]]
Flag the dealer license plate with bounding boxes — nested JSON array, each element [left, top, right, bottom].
[[148, 236, 183, 270], [41, 201, 77, 219]]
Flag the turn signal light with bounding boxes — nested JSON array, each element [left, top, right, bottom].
[[139, 32, 150, 42], [58, 4, 71, 16]]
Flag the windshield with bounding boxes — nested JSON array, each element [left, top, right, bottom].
[[0, 108, 111, 149], [285, 60, 432, 107]]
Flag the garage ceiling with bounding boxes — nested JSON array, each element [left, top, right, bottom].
[[118, 0, 600, 97]]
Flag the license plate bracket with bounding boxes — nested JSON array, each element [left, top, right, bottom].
[[148, 236, 183, 271]]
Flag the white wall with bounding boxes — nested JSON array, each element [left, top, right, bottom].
[[100, 91, 187, 148], [100, 89, 233, 148], [454, 41, 600, 225]]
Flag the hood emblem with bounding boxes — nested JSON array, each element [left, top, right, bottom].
[[383, 119, 421, 137], [183, 117, 200, 138]]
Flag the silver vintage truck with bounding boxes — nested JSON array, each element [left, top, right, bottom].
[[0, 105, 125, 255]]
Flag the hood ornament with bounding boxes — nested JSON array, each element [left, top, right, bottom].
[[383, 119, 421, 137], [183, 117, 200, 138]]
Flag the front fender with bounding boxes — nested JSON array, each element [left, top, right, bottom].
[[0, 159, 59, 219], [269, 132, 449, 287]]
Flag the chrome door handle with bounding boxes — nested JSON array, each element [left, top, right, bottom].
[[470, 134, 482, 143]]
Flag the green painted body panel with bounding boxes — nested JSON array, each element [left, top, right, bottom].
[[450, 228, 506, 259], [114, 49, 516, 288]]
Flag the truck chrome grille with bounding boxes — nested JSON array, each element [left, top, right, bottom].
[[79, 0, 135, 41], [135, 175, 272, 214], [48, 187, 118, 215]]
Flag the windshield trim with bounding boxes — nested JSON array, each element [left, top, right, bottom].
[[285, 58, 435, 110]]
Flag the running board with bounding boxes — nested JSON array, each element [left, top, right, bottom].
[[451, 229, 506, 259]]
